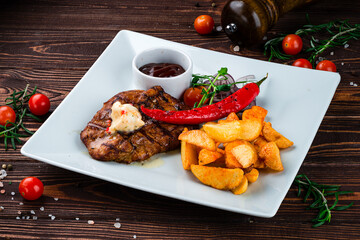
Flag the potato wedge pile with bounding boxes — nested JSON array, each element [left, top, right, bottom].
[[178, 106, 293, 195]]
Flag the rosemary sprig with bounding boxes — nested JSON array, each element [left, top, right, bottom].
[[264, 18, 360, 63], [0, 84, 41, 150], [293, 174, 354, 228]]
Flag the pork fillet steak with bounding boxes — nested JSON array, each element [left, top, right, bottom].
[[80, 86, 189, 163]]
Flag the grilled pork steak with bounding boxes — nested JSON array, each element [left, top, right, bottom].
[[80, 86, 189, 163]]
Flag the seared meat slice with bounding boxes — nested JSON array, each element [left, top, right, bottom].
[[80, 86, 190, 163]]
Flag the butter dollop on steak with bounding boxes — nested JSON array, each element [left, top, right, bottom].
[[80, 86, 189, 163]]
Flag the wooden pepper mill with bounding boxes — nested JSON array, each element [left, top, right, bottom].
[[221, 0, 315, 46]]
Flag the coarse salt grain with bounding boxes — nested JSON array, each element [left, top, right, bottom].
[[354, 83, 358, 87], [133, 235, 137, 239], [54, 198, 59, 201], [30, 210, 35, 215], [11, 192, 15, 196], [88, 220, 94, 225], [341, 62, 344, 66], [11, 197, 14, 200], [0, 169, 7, 180], [116, 218, 120, 221], [40, 207, 44, 211], [51, 216, 55, 220], [263, 36, 268, 40], [233, 45, 240, 52], [344, 43, 349, 48], [350, 82, 354, 85], [215, 26, 222, 32], [26, 216, 30, 220], [19, 202, 23, 205], [330, 51, 334, 55], [48, 214, 52, 217], [32, 216, 37, 220], [16, 216, 20, 220], [75, 217, 79, 221], [114, 222, 121, 228], [0, 181, 3, 187]]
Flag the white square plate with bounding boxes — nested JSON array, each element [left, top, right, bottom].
[[21, 30, 340, 217]]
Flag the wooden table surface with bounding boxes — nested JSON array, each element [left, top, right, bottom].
[[0, 0, 359, 239]]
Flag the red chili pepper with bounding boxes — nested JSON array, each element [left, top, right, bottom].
[[141, 76, 266, 125]]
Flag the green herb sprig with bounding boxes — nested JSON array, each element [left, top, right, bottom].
[[191, 68, 252, 108], [0, 84, 41, 150], [293, 174, 354, 228], [264, 18, 360, 63]]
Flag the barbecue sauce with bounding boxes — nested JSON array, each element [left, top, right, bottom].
[[139, 63, 185, 78]]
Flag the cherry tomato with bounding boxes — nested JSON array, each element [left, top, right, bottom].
[[292, 58, 312, 69], [28, 93, 50, 116], [19, 176, 44, 200], [194, 15, 214, 35], [316, 60, 337, 72], [183, 87, 208, 108], [0, 106, 16, 127], [282, 34, 303, 55]]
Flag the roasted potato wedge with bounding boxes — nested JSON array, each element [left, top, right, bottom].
[[231, 140, 258, 168], [231, 176, 248, 195], [178, 129, 216, 151], [262, 122, 293, 149], [203, 119, 262, 143], [252, 136, 268, 152], [191, 165, 244, 190], [198, 149, 223, 166], [242, 106, 268, 123], [259, 142, 284, 171], [226, 112, 240, 121], [245, 168, 259, 183], [224, 140, 243, 168], [181, 142, 198, 170]]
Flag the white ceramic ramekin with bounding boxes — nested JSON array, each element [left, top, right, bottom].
[[132, 47, 193, 99]]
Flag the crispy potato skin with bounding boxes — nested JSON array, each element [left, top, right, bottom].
[[191, 165, 244, 190]]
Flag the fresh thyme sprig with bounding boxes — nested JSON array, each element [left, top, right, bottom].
[[264, 18, 360, 63], [0, 84, 41, 150], [293, 174, 354, 228], [191, 68, 253, 108]]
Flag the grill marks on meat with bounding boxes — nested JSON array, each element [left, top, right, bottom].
[[80, 86, 189, 163]]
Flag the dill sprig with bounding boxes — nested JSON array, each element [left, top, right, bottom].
[[0, 84, 42, 150], [293, 174, 354, 228], [264, 18, 360, 63]]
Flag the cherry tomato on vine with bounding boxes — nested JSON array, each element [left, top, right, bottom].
[[194, 15, 214, 35], [0, 106, 16, 127], [292, 58, 312, 69], [28, 93, 50, 116], [183, 86, 208, 108], [282, 34, 303, 55], [19, 176, 44, 201], [316, 60, 337, 72]]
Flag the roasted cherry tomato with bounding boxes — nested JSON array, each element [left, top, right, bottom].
[[28, 93, 50, 116], [19, 176, 44, 201], [183, 87, 208, 108], [282, 34, 303, 55], [194, 15, 214, 35], [316, 60, 337, 72], [292, 58, 312, 69], [0, 106, 16, 127]]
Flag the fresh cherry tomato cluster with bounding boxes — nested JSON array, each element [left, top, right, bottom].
[[0, 93, 50, 127], [282, 34, 336, 72]]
